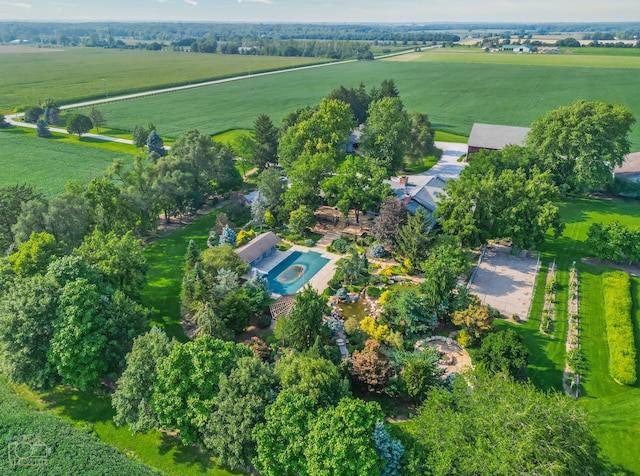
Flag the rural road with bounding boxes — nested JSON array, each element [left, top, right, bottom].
[[5, 46, 430, 137]]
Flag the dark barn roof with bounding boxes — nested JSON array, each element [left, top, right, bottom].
[[468, 123, 530, 151]]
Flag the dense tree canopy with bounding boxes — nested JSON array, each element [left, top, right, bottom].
[[361, 96, 410, 177], [322, 155, 393, 224], [204, 356, 278, 471], [476, 329, 530, 377], [527, 100, 635, 192], [152, 335, 252, 445], [404, 371, 604, 474], [112, 327, 173, 433], [279, 285, 329, 350]]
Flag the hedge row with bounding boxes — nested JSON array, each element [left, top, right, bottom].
[[602, 271, 637, 386], [0, 380, 158, 475]]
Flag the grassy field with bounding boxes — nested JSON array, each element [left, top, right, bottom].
[[73, 49, 640, 149], [498, 197, 640, 474], [0, 46, 324, 112], [0, 127, 133, 195]]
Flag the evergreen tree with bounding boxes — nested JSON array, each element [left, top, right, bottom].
[[36, 119, 51, 138], [218, 225, 237, 246], [147, 130, 166, 157], [252, 114, 279, 171]]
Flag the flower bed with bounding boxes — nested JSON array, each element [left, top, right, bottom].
[[540, 262, 557, 335], [564, 262, 581, 397]]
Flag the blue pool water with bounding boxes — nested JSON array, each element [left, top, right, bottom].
[[267, 251, 330, 295]]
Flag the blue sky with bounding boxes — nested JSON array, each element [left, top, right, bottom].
[[0, 0, 639, 23]]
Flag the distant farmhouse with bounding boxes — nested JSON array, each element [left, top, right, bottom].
[[236, 231, 280, 268], [467, 123, 530, 159], [502, 44, 531, 53], [388, 175, 448, 228]]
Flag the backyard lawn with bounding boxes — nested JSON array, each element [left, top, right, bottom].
[[499, 197, 640, 474]]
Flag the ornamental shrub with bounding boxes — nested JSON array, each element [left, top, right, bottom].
[[219, 225, 237, 247], [236, 229, 256, 247], [370, 244, 388, 259], [336, 287, 349, 301], [456, 329, 474, 348], [331, 238, 350, 254], [366, 286, 382, 299]]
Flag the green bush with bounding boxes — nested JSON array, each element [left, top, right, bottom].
[[602, 271, 637, 386], [331, 238, 350, 253], [366, 286, 382, 298], [257, 314, 273, 328]]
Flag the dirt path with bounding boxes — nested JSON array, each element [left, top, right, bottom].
[[581, 257, 640, 277]]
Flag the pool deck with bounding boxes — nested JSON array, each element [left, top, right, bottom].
[[254, 245, 341, 296]]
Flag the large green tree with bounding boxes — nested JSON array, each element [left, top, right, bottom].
[[76, 229, 148, 298], [279, 285, 329, 350], [437, 167, 563, 250], [405, 371, 604, 474], [66, 113, 93, 139], [395, 207, 433, 265], [0, 183, 43, 252], [322, 155, 393, 224], [204, 356, 278, 471], [48, 278, 110, 390], [406, 112, 437, 165], [361, 96, 410, 177], [152, 335, 252, 445], [278, 98, 354, 172], [527, 100, 635, 192], [476, 329, 530, 377], [0, 274, 60, 389], [112, 327, 173, 433], [257, 167, 286, 213], [305, 398, 384, 476], [275, 354, 349, 407], [252, 114, 279, 171], [253, 389, 317, 476]]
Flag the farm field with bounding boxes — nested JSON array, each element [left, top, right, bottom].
[[0, 127, 133, 195], [73, 49, 640, 149], [500, 197, 640, 474], [0, 46, 325, 112], [393, 46, 640, 67]]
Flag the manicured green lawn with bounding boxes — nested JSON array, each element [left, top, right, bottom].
[[498, 197, 640, 474], [76, 53, 640, 149], [434, 130, 468, 143], [0, 127, 133, 195], [0, 47, 324, 112], [141, 208, 228, 341]]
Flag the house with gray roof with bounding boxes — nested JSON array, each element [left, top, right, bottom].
[[388, 175, 448, 228], [236, 231, 280, 268], [467, 123, 530, 159]]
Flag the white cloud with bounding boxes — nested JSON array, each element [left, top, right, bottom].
[[183, 0, 197, 5], [237, 0, 272, 4], [0, 1, 32, 8], [50, 1, 77, 6]]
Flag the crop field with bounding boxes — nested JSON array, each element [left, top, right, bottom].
[[0, 128, 133, 195], [392, 47, 640, 68], [73, 49, 640, 149], [0, 46, 324, 112], [498, 197, 640, 474]]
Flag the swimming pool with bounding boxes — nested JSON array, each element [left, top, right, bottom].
[[267, 250, 330, 295]]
